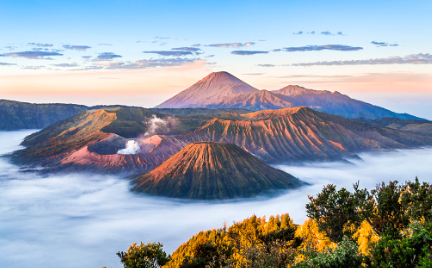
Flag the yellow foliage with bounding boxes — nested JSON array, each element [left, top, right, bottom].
[[352, 220, 380, 256], [294, 218, 336, 263]]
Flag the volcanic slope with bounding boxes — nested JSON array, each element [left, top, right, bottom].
[[131, 142, 303, 199], [11, 107, 432, 172], [174, 107, 432, 163], [156, 72, 421, 120], [157, 71, 258, 108]]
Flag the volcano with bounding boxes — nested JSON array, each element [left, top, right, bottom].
[[131, 142, 303, 199], [157, 71, 422, 120], [157, 71, 258, 108]]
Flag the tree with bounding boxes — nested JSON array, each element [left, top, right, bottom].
[[116, 242, 170, 268], [305, 182, 373, 242], [369, 221, 432, 268]]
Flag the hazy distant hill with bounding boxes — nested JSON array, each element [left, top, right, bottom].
[[0, 100, 87, 130], [355, 117, 432, 135], [131, 142, 303, 199], [156, 72, 422, 120]]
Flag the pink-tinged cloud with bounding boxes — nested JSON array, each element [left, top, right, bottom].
[[293, 53, 432, 66], [0, 60, 211, 105], [5, 51, 63, 59]]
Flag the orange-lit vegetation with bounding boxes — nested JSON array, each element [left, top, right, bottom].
[[117, 178, 432, 267]]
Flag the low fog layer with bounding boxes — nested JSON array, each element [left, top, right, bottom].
[[1, 131, 432, 268]]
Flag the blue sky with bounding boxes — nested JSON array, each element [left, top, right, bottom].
[[0, 0, 431, 118]]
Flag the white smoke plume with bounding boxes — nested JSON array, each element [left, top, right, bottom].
[[117, 140, 140, 154], [144, 115, 179, 136]]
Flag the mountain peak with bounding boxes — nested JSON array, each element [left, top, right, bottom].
[[131, 142, 303, 199], [156, 72, 257, 108], [273, 85, 330, 97]]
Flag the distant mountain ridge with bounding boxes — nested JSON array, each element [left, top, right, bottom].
[[0, 99, 87, 130], [157, 71, 422, 120]]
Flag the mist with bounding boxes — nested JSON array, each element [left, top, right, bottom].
[[1, 131, 432, 268]]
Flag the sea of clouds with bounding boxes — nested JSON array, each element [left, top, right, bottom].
[[1, 130, 432, 268]]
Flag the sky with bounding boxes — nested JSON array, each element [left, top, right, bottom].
[[0, 0, 431, 118]]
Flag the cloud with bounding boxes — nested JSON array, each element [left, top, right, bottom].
[[282, 44, 362, 52], [93, 52, 122, 61], [231, 50, 268, 55], [257, 64, 276, 67], [155, 36, 170, 39], [0, 62, 16, 66], [243, 73, 264, 76], [192, 44, 201, 47], [4, 51, 63, 59], [143, 50, 193, 56], [82, 56, 92, 59], [21, 65, 46, 69], [1, 131, 432, 268], [171, 47, 201, 52], [28, 43, 53, 47], [90, 58, 200, 70], [93, 61, 124, 67], [321, 31, 332, 35], [292, 53, 432, 66], [371, 41, 398, 47], [53, 63, 79, 67], [208, 42, 255, 48], [63, 45, 92, 51], [98, 43, 112, 46], [293, 31, 344, 36]]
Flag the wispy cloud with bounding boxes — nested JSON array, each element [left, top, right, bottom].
[[282, 44, 362, 52], [53, 63, 79, 67], [208, 42, 255, 48], [143, 50, 193, 56], [192, 44, 201, 47], [63, 45, 92, 51], [98, 43, 112, 46], [257, 64, 276, 67], [93, 52, 122, 61], [231, 50, 268, 55], [93, 62, 124, 67], [4, 51, 63, 59], [371, 41, 398, 47], [22, 65, 46, 69], [28, 43, 53, 47], [243, 73, 264, 76], [292, 53, 432, 66], [0, 62, 16, 66], [172, 47, 201, 52], [90, 58, 199, 70], [293, 31, 345, 36]]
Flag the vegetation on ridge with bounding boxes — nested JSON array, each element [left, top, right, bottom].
[[116, 178, 432, 268]]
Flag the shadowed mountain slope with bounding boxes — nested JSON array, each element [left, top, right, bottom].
[[131, 142, 303, 199], [0, 99, 88, 130], [355, 117, 432, 135], [156, 72, 422, 120]]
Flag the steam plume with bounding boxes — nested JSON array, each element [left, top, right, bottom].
[[117, 140, 140, 154]]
